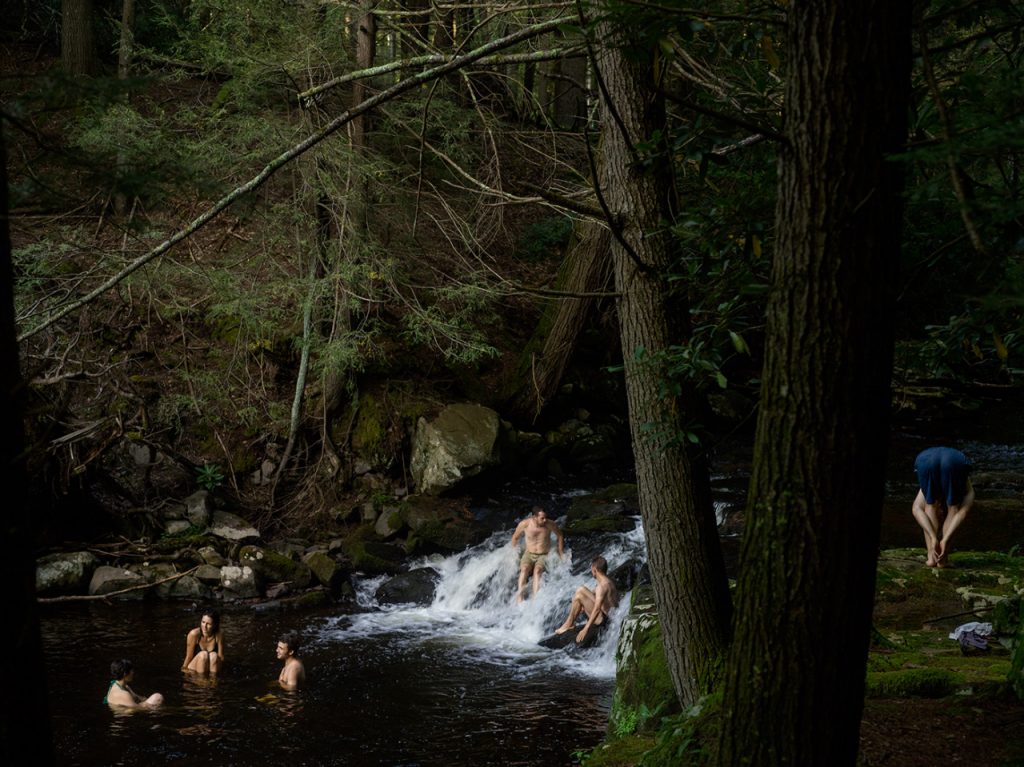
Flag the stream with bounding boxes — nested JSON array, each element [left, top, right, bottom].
[[41, 489, 647, 767], [39, 398, 1022, 766]]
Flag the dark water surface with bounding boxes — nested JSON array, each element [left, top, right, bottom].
[[42, 599, 614, 767]]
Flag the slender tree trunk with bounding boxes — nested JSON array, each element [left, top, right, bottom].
[[598, 25, 731, 707], [554, 50, 587, 129], [114, 0, 136, 216], [350, 0, 376, 231], [61, 0, 97, 76], [511, 221, 611, 423], [715, 2, 912, 764]]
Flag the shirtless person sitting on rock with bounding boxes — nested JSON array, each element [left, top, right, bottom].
[[510, 506, 564, 602], [554, 555, 620, 645]]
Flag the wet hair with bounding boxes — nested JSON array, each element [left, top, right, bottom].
[[531, 506, 546, 517], [279, 632, 302, 656], [110, 659, 134, 680], [592, 556, 609, 574], [200, 610, 221, 633]]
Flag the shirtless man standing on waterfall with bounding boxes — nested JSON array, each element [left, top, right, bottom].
[[510, 506, 564, 602]]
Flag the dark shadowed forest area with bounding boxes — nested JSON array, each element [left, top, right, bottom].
[[2, 1, 1022, 766]]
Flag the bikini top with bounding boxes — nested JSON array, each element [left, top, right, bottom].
[[103, 679, 122, 705], [196, 632, 220, 655]]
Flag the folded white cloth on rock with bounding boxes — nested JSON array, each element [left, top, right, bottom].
[[948, 621, 993, 640]]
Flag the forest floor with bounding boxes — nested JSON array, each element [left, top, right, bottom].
[[857, 550, 1024, 766], [586, 548, 1024, 767]]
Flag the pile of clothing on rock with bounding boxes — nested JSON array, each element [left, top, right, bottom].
[[949, 621, 993, 655]]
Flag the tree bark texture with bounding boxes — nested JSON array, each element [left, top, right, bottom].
[[0, 127, 55, 765], [61, 0, 97, 76], [598, 29, 731, 707], [716, 2, 912, 765], [510, 220, 611, 423]]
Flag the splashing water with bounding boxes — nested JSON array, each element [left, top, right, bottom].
[[316, 518, 648, 680]]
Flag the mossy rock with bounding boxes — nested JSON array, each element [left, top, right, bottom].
[[608, 586, 681, 739], [865, 668, 962, 698], [342, 524, 405, 574], [564, 483, 640, 535], [239, 545, 313, 589]]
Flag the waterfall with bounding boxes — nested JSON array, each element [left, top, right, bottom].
[[322, 516, 648, 680]]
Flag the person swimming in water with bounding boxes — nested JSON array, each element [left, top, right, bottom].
[[276, 632, 305, 690], [104, 659, 163, 709], [182, 610, 225, 674]]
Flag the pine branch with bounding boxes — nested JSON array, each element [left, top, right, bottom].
[[18, 16, 569, 342]]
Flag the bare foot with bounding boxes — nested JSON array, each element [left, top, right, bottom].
[[554, 624, 573, 635]]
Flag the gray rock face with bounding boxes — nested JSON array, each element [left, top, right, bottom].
[[36, 551, 100, 597], [239, 545, 312, 589], [185, 490, 213, 527], [208, 511, 260, 543], [165, 574, 211, 600], [220, 564, 260, 598], [88, 566, 147, 599], [374, 567, 441, 606], [410, 403, 500, 495], [302, 550, 346, 591]]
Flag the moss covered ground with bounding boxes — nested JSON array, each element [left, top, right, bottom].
[[581, 548, 1024, 767]]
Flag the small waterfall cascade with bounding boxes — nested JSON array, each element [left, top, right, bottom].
[[321, 517, 648, 679]]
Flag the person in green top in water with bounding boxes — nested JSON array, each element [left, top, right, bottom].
[[104, 659, 163, 709]]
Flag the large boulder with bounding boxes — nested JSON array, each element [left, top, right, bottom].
[[400, 495, 487, 553], [88, 566, 148, 600], [374, 567, 441, 606], [342, 525, 407, 575], [208, 510, 260, 543], [607, 586, 680, 738], [184, 490, 213, 527], [303, 550, 348, 592], [410, 403, 501, 495], [564, 483, 640, 535], [219, 564, 260, 598], [239, 545, 312, 589], [36, 551, 100, 597]]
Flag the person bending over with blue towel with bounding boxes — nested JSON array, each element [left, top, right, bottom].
[[912, 447, 974, 568]]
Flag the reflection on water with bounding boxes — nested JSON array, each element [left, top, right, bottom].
[[42, 508, 645, 767]]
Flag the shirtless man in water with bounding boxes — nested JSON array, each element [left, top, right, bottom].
[[276, 632, 306, 690], [554, 556, 620, 645], [510, 506, 564, 602]]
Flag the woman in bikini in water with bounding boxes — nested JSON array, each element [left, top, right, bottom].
[[181, 610, 225, 674]]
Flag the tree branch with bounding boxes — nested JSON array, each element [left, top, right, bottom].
[[18, 16, 569, 342]]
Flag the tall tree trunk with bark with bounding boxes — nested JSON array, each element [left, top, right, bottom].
[[598, 28, 731, 707], [510, 221, 611, 423], [0, 127, 54, 765], [715, 2, 912, 764], [61, 0, 97, 76], [350, 0, 376, 231], [114, 0, 135, 217]]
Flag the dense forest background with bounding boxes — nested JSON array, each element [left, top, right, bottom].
[[2, 1, 1022, 765]]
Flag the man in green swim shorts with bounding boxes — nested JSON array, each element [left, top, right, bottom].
[[510, 506, 564, 602]]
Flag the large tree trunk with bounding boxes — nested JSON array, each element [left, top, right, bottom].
[[599, 27, 731, 707], [715, 2, 912, 764], [61, 0, 97, 76], [0, 128, 54, 765]]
